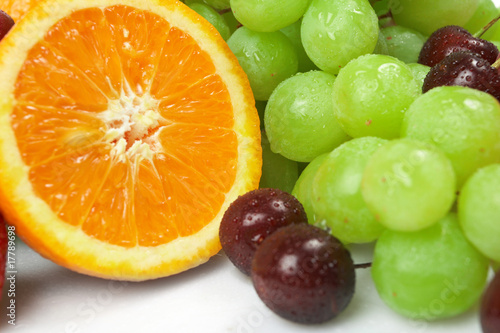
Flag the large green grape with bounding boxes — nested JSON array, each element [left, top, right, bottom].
[[362, 138, 456, 232], [292, 153, 329, 223], [372, 213, 489, 320], [260, 132, 299, 193], [265, 71, 349, 162], [311, 137, 387, 244], [332, 54, 420, 139], [390, 0, 479, 36], [301, 0, 379, 75], [407, 63, 430, 90], [380, 25, 428, 64], [227, 27, 298, 101], [458, 164, 500, 263], [280, 20, 318, 73], [401, 86, 500, 188], [230, 0, 310, 32], [187, 3, 231, 40]]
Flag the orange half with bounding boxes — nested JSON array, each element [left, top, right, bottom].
[[0, 0, 261, 280]]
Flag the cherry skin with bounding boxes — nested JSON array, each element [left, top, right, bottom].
[[481, 270, 500, 333], [251, 224, 355, 324], [0, 9, 14, 41], [418, 25, 498, 67], [422, 51, 500, 102], [219, 188, 307, 275]]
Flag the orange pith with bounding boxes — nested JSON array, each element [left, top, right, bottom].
[[12, 5, 237, 247], [0, 0, 33, 21], [0, 0, 261, 280]]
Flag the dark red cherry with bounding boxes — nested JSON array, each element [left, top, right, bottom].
[[219, 188, 307, 275], [418, 26, 498, 67], [422, 51, 500, 101], [251, 224, 355, 324], [0, 9, 14, 41], [481, 271, 500, 333]]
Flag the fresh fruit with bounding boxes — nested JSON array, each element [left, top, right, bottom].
[[230, 0, 310, 32], [219, 188, 307, 275], [0, 0, 33, 21], [422, 51, 500, 101], [311, 137, 387, 244], [380, 25, 428, 64], [0, 0, 261, 281], [280, 19, 318, 73], [407, 62, 431, 89], [372, 213, 489, 320], [390, 0, 479, 36], [187, 2, 231, 40], [265, 70, 349, 162], [251, 223, 355, 324], [481, 270, 500, 333], [458, 164, 500, 263], [291, 153, 329, 223], [332, 54, 420, 139], [361, 138, 456, 232], [0, 216, 6, 299], [301, 0, 379, 75], [227, 27, 298, 101], [259, 132, 298, 194], [401, 86, 500, 187], [0, 9, 14, 41], [418, 25, 499, 67]]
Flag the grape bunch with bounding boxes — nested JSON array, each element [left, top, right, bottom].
[[181, 0, 500, 330]]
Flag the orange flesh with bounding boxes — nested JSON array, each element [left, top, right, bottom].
[[10, 5, 237, 247]]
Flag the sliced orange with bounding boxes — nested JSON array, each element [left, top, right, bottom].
[[0, 0, 261, 280], [0, 0, 34, 21]]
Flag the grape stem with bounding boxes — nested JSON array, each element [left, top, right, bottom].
[[474, 14, 500, 38], [354, 262, 372, 269]]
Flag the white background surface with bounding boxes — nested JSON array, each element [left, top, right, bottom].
[[2, 0, 500, 332], [0, 240, 489, 333]]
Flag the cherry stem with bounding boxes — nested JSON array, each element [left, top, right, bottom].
[[354, 262, 372, 269], [492, 57, 500, 69], [475, 14, 500, 38]]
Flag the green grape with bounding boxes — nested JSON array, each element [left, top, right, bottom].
[[372, 213, 489, 320], [187, 3, 231, 40], [401, 86, 500, 188], [227, 27, 298, 101], [265, 71, 349, 162], [380, 25, 427, 63], [230, 0, 310, 32], [311, 137, 387, 244], [280, 20, 318, 73], [373, 31, 389, 55], [292, 153, 329, 223], [458, 164, 500, 262], [332, 54, 420, 139], [407, 63, 430, 90], [255, 100, 266, 128], [372, 0, 389, 16], [301, 0, 379, 75], [221, 10, 239, 35], [362, 138, 456, 232], [464, 0, 498, 36], [259, 132, 299, 193], [201, 0, 230, 10], [390, 0, 479, 36]]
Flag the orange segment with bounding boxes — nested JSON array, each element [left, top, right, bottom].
[[43, 8, 124, 99], [0, 0, 261, 281]]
